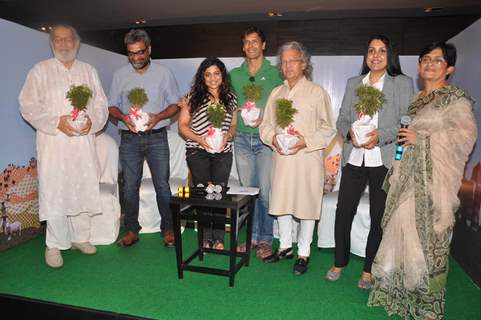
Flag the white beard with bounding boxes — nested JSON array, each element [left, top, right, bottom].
[[52, 48, 78, 64]]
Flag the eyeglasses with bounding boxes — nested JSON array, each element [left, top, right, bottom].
[[53, 37, 74, 44], [281, 59, 301, 66], [127, 48, 148, 57], [419, 56, 446, 66]]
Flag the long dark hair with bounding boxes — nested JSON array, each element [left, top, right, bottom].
[[361, 35, 403, 76], [189, 57, 234, 114]]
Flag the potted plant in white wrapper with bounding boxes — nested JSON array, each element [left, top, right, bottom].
[[275, 98, 299, 155], [127, 87, 149, 132], [240, 82, 262, 127], [66, 84, 92, 132], [352, 85, 385, 144], [206, 102, 226, 153]]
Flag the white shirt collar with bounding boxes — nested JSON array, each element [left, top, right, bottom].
[[362, 71, 386, 91]]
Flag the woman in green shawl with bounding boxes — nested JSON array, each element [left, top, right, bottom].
[[368, 42, 477, 319]]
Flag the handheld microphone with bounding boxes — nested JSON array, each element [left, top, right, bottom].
[[395, 115, 411, 160]]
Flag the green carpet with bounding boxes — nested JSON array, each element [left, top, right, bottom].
[[0, 230, 480, 320]]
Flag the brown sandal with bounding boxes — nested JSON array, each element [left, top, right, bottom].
[[256, 242, 272, 259]]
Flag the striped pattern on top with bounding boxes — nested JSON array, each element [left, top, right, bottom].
[[186, 92, 237, 153]]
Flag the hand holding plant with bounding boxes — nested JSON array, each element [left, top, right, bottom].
[[275, 98, 299, 155], [351, 85, 385, 145], [205, 102, 227, 153], [127, 87, 149, 131], [241, 83, 263, 127], [66, 84, 92, 133]]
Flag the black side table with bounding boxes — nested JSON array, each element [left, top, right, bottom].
[[170, 194, 255, 287]]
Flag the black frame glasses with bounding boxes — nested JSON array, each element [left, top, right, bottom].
[[127, 48, 148, 57]]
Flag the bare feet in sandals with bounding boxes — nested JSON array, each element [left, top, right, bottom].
[[203, 240, 213, 249], [213, 240, 224, 250], [326, 266, 343, 281], [236, 240, 257, 252], [256, 242, 272, 259], [358, 272, 373, 289]]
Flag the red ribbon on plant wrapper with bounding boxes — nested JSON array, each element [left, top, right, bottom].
[[207, 127, 215, 136], [71, 108, 80, 121], [287, 126, 297, 136], [129, 107, 142, 120], [243, 101, 256, 112]]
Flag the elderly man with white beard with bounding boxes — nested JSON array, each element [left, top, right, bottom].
[[19, 24, 108, 268]]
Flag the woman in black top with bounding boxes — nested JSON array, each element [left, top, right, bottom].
[[178, 57, 237, 249]]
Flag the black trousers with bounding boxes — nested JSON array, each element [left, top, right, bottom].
[[334, 163, 388, 273], [186, 148, 233, 243]]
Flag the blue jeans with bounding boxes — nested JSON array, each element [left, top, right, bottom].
[[119, 129, 172, 233], [234, 132, 273, 244]]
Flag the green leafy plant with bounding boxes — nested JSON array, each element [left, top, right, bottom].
[[275, 98, 297, 128], [66, 84, 92, 111], [207, 102, 226, 128], [354, 85, 385, 117], [243, 83, 263, 102], [127, 87, 149, 108]]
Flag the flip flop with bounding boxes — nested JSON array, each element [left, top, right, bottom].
[[326, 268, 342, 281], [358, 278, 373, 289]]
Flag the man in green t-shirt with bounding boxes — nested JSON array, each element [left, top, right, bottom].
[[229, 26, 283, 259]]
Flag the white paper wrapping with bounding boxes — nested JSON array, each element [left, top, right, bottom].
[[276, 127, 299, 155], [352, 115, 375, 145], [69, 110, 88, 132], [205, 127, 224, 153], [129, 107, 150, 132], [240, 101, 261, 127]]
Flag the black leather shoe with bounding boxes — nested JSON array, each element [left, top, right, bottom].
[[263, 247, 293, 263], [293, 257, 309, 275]]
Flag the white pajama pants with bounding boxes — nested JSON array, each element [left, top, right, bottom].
[[46, 213, 92, 250], [278, 215, 315, 257]]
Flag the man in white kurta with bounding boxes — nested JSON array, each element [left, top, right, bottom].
[[19, 25, 108, 268], [260, 42, 336, 275]]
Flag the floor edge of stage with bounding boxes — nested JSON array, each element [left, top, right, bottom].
[[0, 293, 152, 320]]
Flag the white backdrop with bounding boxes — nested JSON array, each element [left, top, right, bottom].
[[450, 18, 481, 177], [0, 18, 126, 169], [155, 56, 421, 131]]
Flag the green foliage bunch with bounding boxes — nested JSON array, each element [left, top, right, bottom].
[[275, 98, 297, 128], [66, 84, 92, 111], [127, 87, 149, 108], [354, 85, 385, 117], [207, 102, 226, 128], [243, 83, 263, 102]]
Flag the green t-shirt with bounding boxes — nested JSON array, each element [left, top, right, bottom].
[[229, 58, 283, 134]]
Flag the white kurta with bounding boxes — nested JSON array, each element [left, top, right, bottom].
[[260, 77, 336, 220], [19, 58, 108, 221]]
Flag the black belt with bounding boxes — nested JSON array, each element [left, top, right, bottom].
[[120, 127, 166, 136]]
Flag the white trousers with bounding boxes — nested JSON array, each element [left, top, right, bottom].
[[278, 215, 315, 257], [46, 213, 92, 250]]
